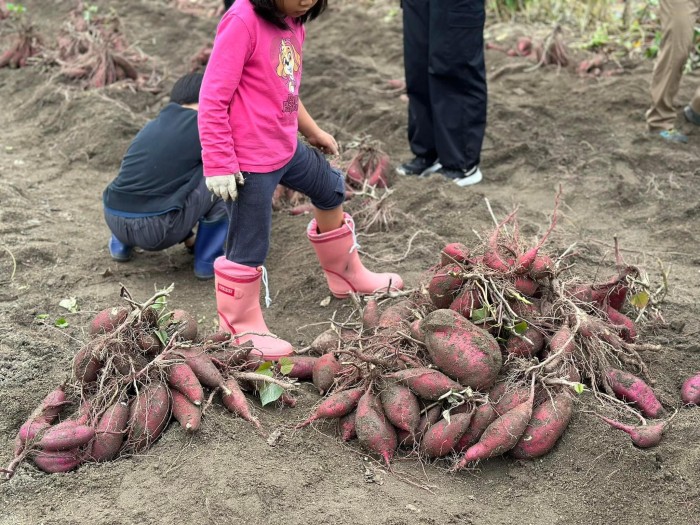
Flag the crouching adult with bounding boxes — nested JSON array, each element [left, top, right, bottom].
[[103, 73, 227, 280]]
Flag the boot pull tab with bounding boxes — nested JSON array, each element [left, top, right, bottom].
[[260, 266, 272, 308], [344, 215, 361, 254]]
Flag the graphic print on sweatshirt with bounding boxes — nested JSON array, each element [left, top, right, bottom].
[[273, 37, 302, 114]]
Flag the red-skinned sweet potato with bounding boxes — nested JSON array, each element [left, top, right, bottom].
[[166, 362, 204, 406], [89, 307, 128, 336], [440, 243, 471, 266], [32, 448, 84, 473], [421, 309, 502, 390], [339, 411, 357, 441], [605, 306, 637, 342], [378, 300, 413, 330], [449, 287, 482, 320], [681, 372, 700, 405], [171, 309, 198, 341], [278, 355, 318, 380], [510, 392, 574, 459], [420, 411, 473, 458], [379, 383, 420, 434], [312, 353, 342, 395], [455, 403, 498, 451], [38, 421, 96, 452], [362, 299, 380, 330], [128, 381, 171, 452], [398, 405, 441, 448], [296, 386, 366, 428], [89, 401, 129, 462], [171, 390, 202, 432], [505, 328, 545, 358], [492, 384, 531, 416], [221, 377, 260, 428], [391, 367, 463, 400], [355, 390, 397, 466], [606, 368, 665, 418], [73, 344, 102, 384], [428, 264, 464, 309], [168, 348, 231, 395], [597, 415, 666, 448]]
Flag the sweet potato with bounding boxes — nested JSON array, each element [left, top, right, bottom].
[[166, 362, 204, 406], [605, 368, 665, 418], [128, 381, 171, 451], [391, 367, 463, 401], [171, 390, 202, 432], [449, 287, 482, 319], [529, 254, 554, 279], [362, 298, 380, 330], [543, 324, 575, 372], [136, 332, 162, 356], [420, 412, 473, 458], [681, 372, 700, 405], [510, 393, 574, 459], [379, 383, 420, 434], [605, 306, 637, 342], [38, 421, 96, 452], [171, 309, 198, 341], [311, 328, 344, 354], [399, 405, 442, 448], [221, 377, 260, 428], [513, 276, 539, 297], [455, 403, 498, 451], [378, 300, 413, 330], [505, 328, 545, 358], [598, 416, 666, 448], [492, 384, 531, 416], [355, 390, 397, 466], [339, 411, 357, 441], [453, 379, 535, 468], [73, 344, 102, 384], [366, 152, 391, 188], [409, 319, 425, 342], [169, 348, 231, 395], [428, 264, 465, 309], [89, 401, 129, 462], [296, 386, 366, 428], [14, 420, 51, 456], [28, 386, 67, 424], [312, 352, 342, 395], [89, 306, 128, 336], [278, 355, 318, 380], [198, 330, 231, 344], [421, 309, 502, 390], [440, 243, 471, 266], [33, 449, 83, 473]]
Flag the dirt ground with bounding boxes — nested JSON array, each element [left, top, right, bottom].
[[1, 1, 699, 524]]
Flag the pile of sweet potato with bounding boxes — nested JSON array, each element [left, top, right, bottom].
[[293, 195, 677, 469], [0, 8, 43, 69], [3, 286, 296, 478]]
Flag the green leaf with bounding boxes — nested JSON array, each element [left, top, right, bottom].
[[509, 291, 532, 305], [630, 291, 650, 309], [573, 383, 585, 395], [255, 361, 273, 374], [55, 317, 69, 328], [59, 297, 79, 313], [152, 296, 167, 311], [259, 383, 284, 406], [278, 357, 294, 376], [155, 329, 168, 346], [513, 321, 529, 335], [35, 313, 49, 320], [470, 307, 488, 323]]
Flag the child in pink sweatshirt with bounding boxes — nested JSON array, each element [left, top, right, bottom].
[[198, 0, 404, 360]]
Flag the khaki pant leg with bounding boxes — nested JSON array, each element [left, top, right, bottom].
[[646, 0, 699, 131]]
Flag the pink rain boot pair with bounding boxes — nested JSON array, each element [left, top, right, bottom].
[[214, 213, 403, 360]]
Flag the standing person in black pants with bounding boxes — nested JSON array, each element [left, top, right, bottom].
[[396, 0, 487, 187]]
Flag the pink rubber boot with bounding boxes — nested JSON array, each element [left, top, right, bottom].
[[213, 257, 294, 360], [307, 213, 404, 298]]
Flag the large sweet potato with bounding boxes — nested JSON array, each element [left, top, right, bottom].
[[355, 390, 397, 466], [89, 401, 129, 462], [128, 381, 171, 452], [510, 393, 574, 459], [421, 309, 502, 390]]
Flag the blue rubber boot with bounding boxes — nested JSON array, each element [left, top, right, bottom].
[[193, 217, 228, 280], [109, 234, 132, 262]]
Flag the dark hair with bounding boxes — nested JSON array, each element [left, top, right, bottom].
[[251, 0, 328, 29], [223, 0, 234, 10], [170, 73, 204, 105]]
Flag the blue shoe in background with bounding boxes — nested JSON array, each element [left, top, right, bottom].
[[108, 234, 133, 262]]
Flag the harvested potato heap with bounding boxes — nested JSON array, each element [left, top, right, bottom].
[[0, 5, 43, 69], [3, 285, 298, 479], [294, 195, 685, 469]]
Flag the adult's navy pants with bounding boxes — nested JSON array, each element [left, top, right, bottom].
[[402, 0, 487, 171]]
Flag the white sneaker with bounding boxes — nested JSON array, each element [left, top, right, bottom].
[[436, 165, 483, 187]]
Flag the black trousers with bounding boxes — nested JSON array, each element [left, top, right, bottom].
[[402, 0, 487, 171]]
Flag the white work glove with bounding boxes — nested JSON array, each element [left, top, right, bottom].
[[205, 172, 245, 201]]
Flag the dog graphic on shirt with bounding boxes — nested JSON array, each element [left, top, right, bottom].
[[276, 39, 301, 94]]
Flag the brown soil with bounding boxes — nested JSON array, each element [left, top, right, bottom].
[[1, 2, 699, 524]]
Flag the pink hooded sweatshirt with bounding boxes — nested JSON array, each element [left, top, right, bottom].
[[198, 0, 305, 176]]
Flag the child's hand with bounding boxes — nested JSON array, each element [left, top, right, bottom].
[[205, 172, 245, 201], [307, 130, 339, 155]]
